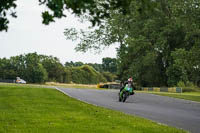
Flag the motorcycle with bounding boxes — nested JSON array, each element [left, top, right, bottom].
[[119, 85, 134, 102]]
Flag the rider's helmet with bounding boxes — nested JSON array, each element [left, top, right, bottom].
[[128, 77, 133, 82]]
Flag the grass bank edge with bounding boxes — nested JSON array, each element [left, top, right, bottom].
[[0, 82, 100, 89], [138, 91, 200, 102], [0, 85, 187, 133]]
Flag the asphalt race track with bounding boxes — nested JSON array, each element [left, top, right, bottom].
[[56, 88, 200, 133]]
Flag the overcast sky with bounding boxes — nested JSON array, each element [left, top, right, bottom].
[[0, 0, 117, 64]]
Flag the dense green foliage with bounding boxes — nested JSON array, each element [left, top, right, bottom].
[[0, 84, 186, 133], [0, 53, 116, 84], [70, 65, 106, 84], [116, 0, 200, 87], [102, 72, 117, 82], [40, 55, 65, 83], [0, 53, 48, 83], [65, 57, 117, 74], [66, 0, 200, 87], [0, 0, 17, 31], [102, 57, 117, 73]]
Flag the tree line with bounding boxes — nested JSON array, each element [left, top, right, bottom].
[[0, 53, 117, 84], [1, 0, 200, 87]]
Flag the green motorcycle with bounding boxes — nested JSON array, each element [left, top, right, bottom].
[[119, 84, 133, 102]]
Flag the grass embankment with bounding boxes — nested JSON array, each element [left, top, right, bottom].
[[0, 84, 186, 133], [137, 86, 200, 102], [150, 92, 200, 102], [0, 82, 99, 89], [45, 82, 99, 89]]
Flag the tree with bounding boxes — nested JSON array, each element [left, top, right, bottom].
[[23, 53, 48, 83], [41, 55, 65, 82], [87, 63, 103, 72], [1, 0, 145, 32], [0, 58, 17, 79], [64, 61, 74, 67], [25, 63, 48, 83], [65, 61, 84, 67], [170, 46, 200, 86], [0, 0, 17, 32], [102, 57, 117, 73], [63, 67, 72, 83]]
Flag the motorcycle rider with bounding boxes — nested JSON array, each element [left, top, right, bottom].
[[120, 77, 135, 95]]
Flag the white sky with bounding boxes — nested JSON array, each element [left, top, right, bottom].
[[0, 0, 117, 64]]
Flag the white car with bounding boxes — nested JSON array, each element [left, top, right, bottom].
[[16, 79, 26, 84]]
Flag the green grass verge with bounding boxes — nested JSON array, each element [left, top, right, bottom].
[[0, 84, 186, 133], [138, 90, 200, 102], [45, 82, 101, 89], [0, 82, 100, 90], [150, 92, 200, 102]]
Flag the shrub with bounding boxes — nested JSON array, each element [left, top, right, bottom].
[[102, 72, 117, 82], [178, 81, 200, 92], [177, 81, 186, 87], [71, 65, 107, 84]]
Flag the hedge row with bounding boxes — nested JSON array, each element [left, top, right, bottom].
[[63, 65, 116, 84]]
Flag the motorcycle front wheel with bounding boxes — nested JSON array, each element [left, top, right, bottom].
[[122, 92, 127, 102]]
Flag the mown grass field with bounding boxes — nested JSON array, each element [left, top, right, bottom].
[[0, 84, 187, 133]]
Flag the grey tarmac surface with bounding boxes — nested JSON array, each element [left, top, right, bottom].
[[57, 88, 200, 133]]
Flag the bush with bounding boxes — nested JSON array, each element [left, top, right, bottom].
[[102, 72, 117, 82], [177, 81, 186, 87], [71, 65, 107, 84], [182, 87, 196, 92], [178, 81, 200, 92]]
